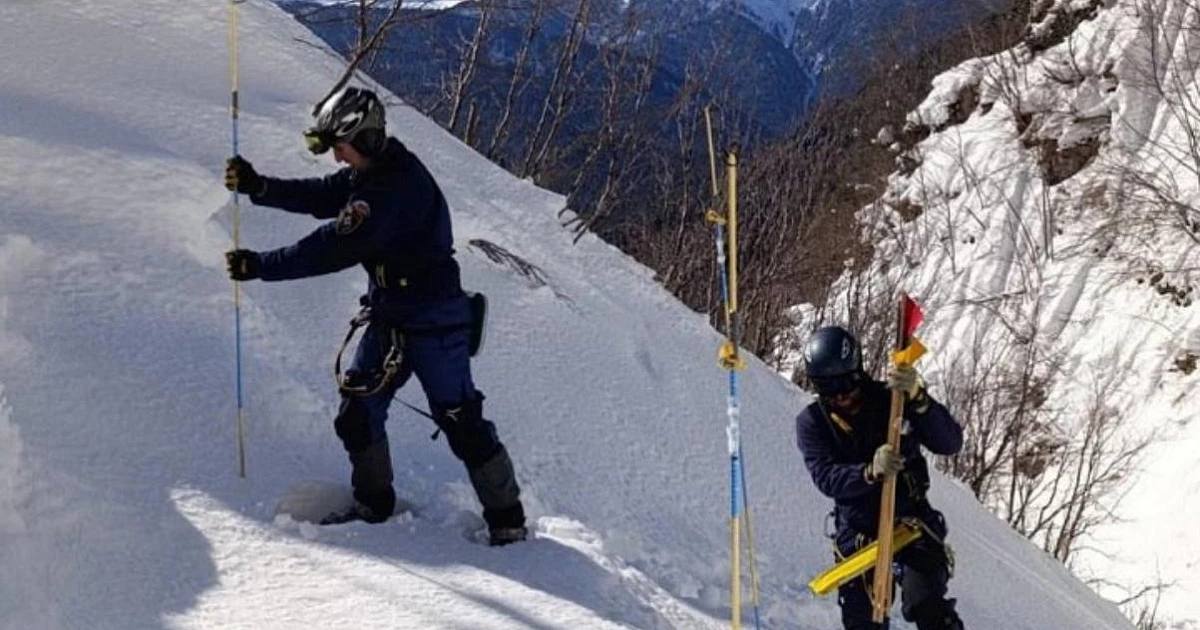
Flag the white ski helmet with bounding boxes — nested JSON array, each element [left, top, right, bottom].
[[305, 86, 386, 156]]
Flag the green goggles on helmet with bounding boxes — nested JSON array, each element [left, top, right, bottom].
[[303, 128, 336, 155]]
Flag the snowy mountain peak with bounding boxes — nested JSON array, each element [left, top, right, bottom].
[[730, 0, 815, 44]]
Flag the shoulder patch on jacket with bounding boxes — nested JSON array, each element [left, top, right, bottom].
[[336, 200, 371, 235]]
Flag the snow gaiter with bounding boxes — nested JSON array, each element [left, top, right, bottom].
[[468, 445, 524, 530], [435, 395, 525, 531], [349, 438, 396, 523]]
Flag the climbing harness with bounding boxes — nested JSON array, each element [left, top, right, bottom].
[[334, 306, 404, 398], [334, 292, 488, 397]]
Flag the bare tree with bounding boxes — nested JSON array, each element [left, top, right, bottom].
[[1110, 574, 1174, 630], [561, 5, 659, 239], [1104, 0, 1200, 249], [444, 0, 497, 136], [486, 0, 550, 160], [312, 0, 408, 115], [519, 0, 592, 179], [1018, 369, 1152, 565]]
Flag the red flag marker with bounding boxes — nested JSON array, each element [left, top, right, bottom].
[[903, 295, 924, 339]]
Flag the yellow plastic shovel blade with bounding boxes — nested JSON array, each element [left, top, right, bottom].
[[808, 522, 922, 597]]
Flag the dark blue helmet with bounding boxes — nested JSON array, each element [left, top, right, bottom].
[[804, 326, 864, 396]]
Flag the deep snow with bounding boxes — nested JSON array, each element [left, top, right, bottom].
[[0, 1, 1133, 629]]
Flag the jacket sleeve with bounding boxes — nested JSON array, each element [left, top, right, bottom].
[[255, 200, 385, 281], [909, 397, 963, 456], [796, 407, 876, 500], [251, 170, 352, 219]]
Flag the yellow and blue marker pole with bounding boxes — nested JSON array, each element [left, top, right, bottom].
[[704, 106, 761, 629], [724, 150, 743, 629], [228, 0, 247, 478]]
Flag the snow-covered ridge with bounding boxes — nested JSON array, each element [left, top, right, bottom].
[[0, 0, 1134, 628], [732, 0, 815, 43], [816, 0, 1200, 624]]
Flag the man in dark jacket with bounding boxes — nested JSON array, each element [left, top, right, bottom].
[[796, 326, 965, 629], [223, 86, 526, 546]]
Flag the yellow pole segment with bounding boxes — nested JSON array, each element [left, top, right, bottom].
[[725, 151, 738, 316], [704, 106, 720, 200], [704, 107, 733, 346], [743, 501, 764, 617], [731, 517, 742, 629], [228, 1, 240, 252]]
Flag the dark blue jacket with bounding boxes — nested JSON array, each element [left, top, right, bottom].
[[795, 379, 963, 537], [250, 138, 469, 329]]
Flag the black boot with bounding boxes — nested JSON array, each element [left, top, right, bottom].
[[488, 525, 528, 546], [319, 501, 388, 526], [325, 438, 395, 525]]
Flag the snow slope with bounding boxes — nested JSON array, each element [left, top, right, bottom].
[[0, 1, 1132, 629], [800, 0, 1200, 625]]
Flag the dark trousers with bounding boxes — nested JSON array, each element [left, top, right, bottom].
[[334, 320, 523, 528], [836, 516, 963, 630]]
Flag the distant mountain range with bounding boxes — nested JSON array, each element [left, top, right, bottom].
[[282, 0, 1007, 138], [282, 0, 813, 137], [647, 0, 1005, 80]]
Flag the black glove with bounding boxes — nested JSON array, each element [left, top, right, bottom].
[[225, 249, 261, 281], [224, 156, 266, 196]]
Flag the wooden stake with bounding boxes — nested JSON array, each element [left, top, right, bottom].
[[871, 293, 910, 622]]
